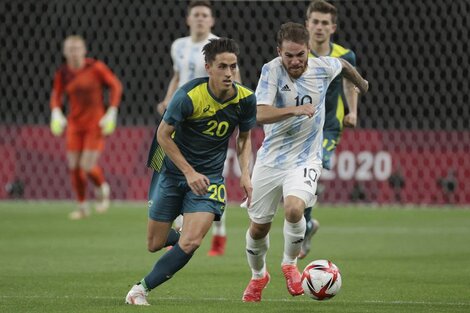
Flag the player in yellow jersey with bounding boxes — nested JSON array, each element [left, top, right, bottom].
[[125, 38, 256, 305], [300, 0, 361, 258], [156, 1, 241, 256]]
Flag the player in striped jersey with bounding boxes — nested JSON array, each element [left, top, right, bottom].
[[242, 22, 368, 302], [300, 0, 361, 259]]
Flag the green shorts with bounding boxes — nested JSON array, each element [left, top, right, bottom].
[[147, 171, 226, 222]]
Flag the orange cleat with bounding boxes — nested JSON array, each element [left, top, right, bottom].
[[281, 264, 304, 296], [207, 235, 226, 256], [242, 272, 270, 302]]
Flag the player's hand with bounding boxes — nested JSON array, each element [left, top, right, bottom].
[[185, 170, 210, 196], [99, 107, 118, 135], [156, 101, 167, 116], [343, 112, 357, 128], [50, 108, 67, 136], [293, 104, 315, 118], [240, 172, 253, 208]]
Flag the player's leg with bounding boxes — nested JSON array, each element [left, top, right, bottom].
[[242, 220, 271, 302], [126, 172, 185, 305], [146, 219, 178, 252], [67, 151, 89, 219], [243, 165, 282, 302], [138, 213, 214, 293], [126, 219, 175, 306], [299, 206, 320, 259], [282, 166, 321, 296], [247, 220, 271, 279], [281, 195, 306, 296], [301, 135, 336, 258], [207, 211, 227, 256], [283, 195, 306, 264], [66, 129, 89, 219], [165, 214, 184, 251], [82, 130, 110, 213], [147, 170, 182, 251]]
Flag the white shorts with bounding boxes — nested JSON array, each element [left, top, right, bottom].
[[247, 164, 322, 224]]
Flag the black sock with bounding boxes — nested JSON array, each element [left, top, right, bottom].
[[164, 228, 180, 247], [143, 243, 193, 290]]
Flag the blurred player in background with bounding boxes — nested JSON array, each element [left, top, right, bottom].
[[242, 22, 368, 302], [126, 38, 256, 306], [299, 0, 360, 259], [156, 0, 241, 256], [49, 35, 123, 219]]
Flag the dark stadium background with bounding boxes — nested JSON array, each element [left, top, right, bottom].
[[1, 0, 469, 204]]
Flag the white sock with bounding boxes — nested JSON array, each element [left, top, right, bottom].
[[282, 218, 306, 265], [212, 212, 226, 236], [245, 229, 269, 279], [173, 215, 183, 230]]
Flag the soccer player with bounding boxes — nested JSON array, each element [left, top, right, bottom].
[[156, 0, 241, 256], [125, 38, 256, 306], [242, 22, 368, 302], [49, 35, 122, 220], [300, 0, 360, 259]]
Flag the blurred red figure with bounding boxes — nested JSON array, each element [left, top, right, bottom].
[[50, 35, 123, 219]]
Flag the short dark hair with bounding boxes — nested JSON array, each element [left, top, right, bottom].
[[202, 38, 240, 64], [187, 0, 212, 15], [276, 22, 310, 47], [306, 0, 337, 23]]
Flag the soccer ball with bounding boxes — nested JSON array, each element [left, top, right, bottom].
[[301, 259, 342, 300]]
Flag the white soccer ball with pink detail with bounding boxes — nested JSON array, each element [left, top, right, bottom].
[[301, 259, 342, 300]]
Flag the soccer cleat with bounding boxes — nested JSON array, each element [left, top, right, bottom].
[[125, 284, 149, 306], [207, 235, 227, 256], [281, 264, 304, 296], [298, 219, 320, 259], [95, 182, 110, 213], [69, 202, 90, 220], [242, 272, 270, 302]]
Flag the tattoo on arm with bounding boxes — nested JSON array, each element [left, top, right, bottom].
[[339, 59, 368, 94]]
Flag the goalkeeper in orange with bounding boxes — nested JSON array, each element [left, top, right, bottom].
[[49, 35, 123, 219]]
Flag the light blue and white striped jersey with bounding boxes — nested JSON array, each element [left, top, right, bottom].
[[171, 34, 218, 87], [255, 56, 342, 169]]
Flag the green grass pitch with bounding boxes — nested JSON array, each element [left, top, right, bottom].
[[1, 201, 469, 313]]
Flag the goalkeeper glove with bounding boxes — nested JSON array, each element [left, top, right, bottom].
[[50, 108, 67, 136], [99, 107, 118, 135]]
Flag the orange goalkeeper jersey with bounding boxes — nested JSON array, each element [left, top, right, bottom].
[[50, 58, 122, 131]]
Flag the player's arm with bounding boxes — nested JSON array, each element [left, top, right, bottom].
[[157, 89, 210, 195], [157, 121, 210, 195], [96, 61, 123, 107], [255, 63, 314, 124], [256, 104, 315, 124], [236, 130, 253, 207], [156, 71, 180, 115], [343, 79, 359, 127], [338, 58, 368, 94], [49, 69, 67, 136], [157, 40, 181, 115], [96, 61, 123, 135], [342, 51, 359, 128]]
